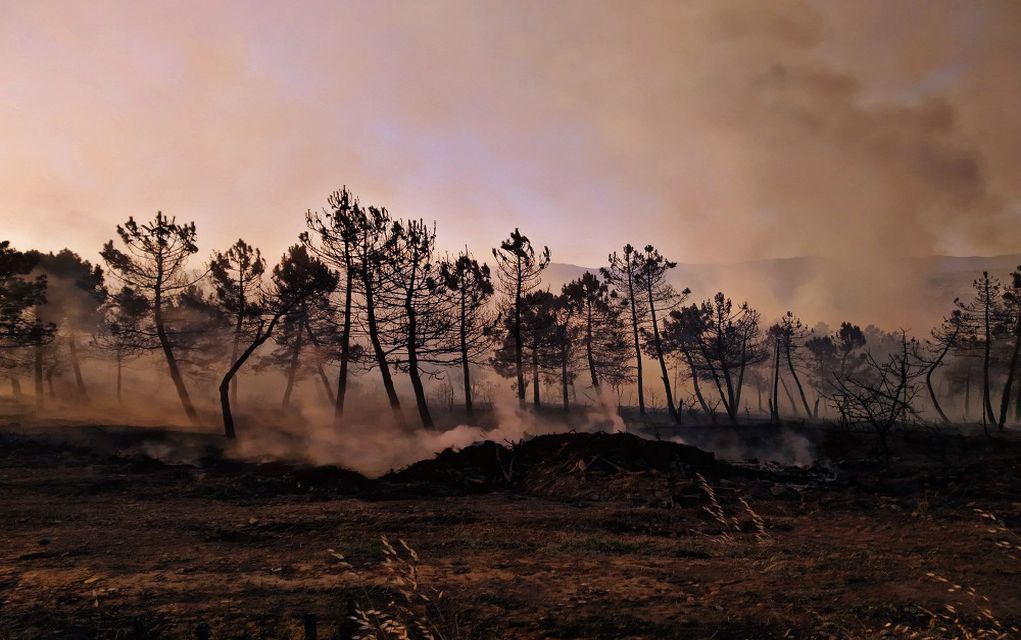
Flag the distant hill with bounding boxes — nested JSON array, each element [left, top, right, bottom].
[[540, 254, 1021, 329]]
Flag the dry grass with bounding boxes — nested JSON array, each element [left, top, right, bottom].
[[974, 508, 1021, 561], [329, 537, 474, 640], [880, 573, 1018, 640], [696, 472, 773, 545]]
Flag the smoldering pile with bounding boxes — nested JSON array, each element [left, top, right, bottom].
[[386, 431, 718, 503], [0, 424, 837, 505]]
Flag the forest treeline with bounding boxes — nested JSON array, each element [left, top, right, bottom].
[[2, 187, 1020, 450]]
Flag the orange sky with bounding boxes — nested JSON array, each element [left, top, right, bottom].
[[2, 0, 1019, 271]]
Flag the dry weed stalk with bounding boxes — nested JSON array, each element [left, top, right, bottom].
[[695, 472, 766, 544], [739, 496, 773, 545], [885, 572, 1017, 640], [329, 536, 472, 640], [973, 508, 1021, 561]]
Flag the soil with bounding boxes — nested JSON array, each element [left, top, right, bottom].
[[1, 421, 1019, 639]]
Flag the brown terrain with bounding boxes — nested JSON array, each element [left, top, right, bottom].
[[1, 420, 1019, 639]]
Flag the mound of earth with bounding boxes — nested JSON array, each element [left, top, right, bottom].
[[387, 431, 717, 502]]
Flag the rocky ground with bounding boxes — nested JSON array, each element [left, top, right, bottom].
[[1, 422, 1019, 639]]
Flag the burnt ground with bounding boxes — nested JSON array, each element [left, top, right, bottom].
[[1, 422, 1020, 639]]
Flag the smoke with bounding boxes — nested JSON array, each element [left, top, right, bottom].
[[671, 426, 817, 468], [3, 1, 1020, 331], [215, 374, 631, 477]]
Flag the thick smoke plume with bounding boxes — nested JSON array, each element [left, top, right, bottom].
[[2, 2, 1019, 329]]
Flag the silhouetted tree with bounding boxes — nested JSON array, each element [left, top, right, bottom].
[[834, 322, 867, 375], [94, 286, 154, 403], [493, 290, 557, 407], [439, 250, 495, 419], [219, 245, 337, 438], [804, 334, 836, 417], [550, 291, 582, 410], [661, 306, 715, 423], [828, 330, 926, 463], [922, 309, 967, 424], [602, 245, 648, 416], [260, 246, 336, 409], [996, 266, 1021, 430], [27, 250, 106, 402], [303, 187, 361, 424], [665, 293, 766, 425], [355, 205, 404, 420], [560, 272, 633, 394], [377, 219, 458, 429], [957, 272, 1001, 431], [492, 229, 549, 405], [772, 312, 813, 418], [0, 242, 53, 350], [0, 242, 54, 406], [101, 212, 205, 424], [209, 239, 265, 404], [165, 285, 229, 385], [635, 245, 688, 423]]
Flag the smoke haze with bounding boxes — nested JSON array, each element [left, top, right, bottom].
[[2, 1, 1020, 328]]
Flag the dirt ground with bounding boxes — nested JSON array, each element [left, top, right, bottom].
[[1, 422, 1019, 639]]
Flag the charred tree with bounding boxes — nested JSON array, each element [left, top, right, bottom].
[[634, 245, 688, 424], [303, 187, 361, 425], [602, 245, 648, 416], [219, 245, 337, 438], [492, 229, 549, 405], [210, 239, 265, 405], [439, 250, 495, 420], [101, 213, 205, 424]]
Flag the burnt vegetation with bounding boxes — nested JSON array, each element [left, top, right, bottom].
[[2, 189, 1021, 444], [3, 188, 1021, 639]]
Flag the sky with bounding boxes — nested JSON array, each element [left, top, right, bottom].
[[2, 0, 1020, 276]]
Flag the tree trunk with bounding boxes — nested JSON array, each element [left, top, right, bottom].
[[925, 337, 954, 424], [282, 317, 305, 409], [646, 284, 678, 424], [407, 356, 433, 429], [154, 289, 200, 425], [997, 316, 1021, 430], [405, 280, 434, 430], [116, 354, 123, 404], [982, 276, 996, 426], [770, 338, 781, 423], [10, 375, 21, 397], [301, 319, 336, 406], [561, 344, 570, 410], [780, 375, 798, 417], [682, 348, 714, 424], [460, 288, 474, 419], [221, 318, 280, 439], [333, 259, 354, 426], [925, 374, 948, 423], [531, 335, 541, 407], [230, 315, 242, 404], [514, 258, 526, 405], [784, 338, 812, 418], [315, 362, 336, 406], [34, 342, 43, 410], [585, 301, 599, 389], [1015, 379, 1021, 422], [626, 270, 645, 415], [696, 339, 735, 425], [363, 273, 402, 420], [68, 332, 89, 401]]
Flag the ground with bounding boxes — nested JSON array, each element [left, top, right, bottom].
[[1, 421, 1019, 639]]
